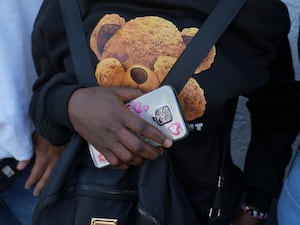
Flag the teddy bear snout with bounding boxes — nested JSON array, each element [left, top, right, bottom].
[[130, 67, 148, 84], [123, 65, 160, 92]]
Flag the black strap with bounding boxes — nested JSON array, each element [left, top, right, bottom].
[[161, 0, 247, 92], [59, 0, 96, 86]]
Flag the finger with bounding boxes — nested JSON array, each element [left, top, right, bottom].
[[16, 159, 31, 171], [31, 164, 54, 196], [96, 120, 162, 161], [29, 150, 63, 195], [32, 176, 47, 196], [108, 141, 144, 166], [25, 165, 44, 190], [112, 87, 144, 102], [100, 110, 167, 160], [24, 158, 47, 189], [115, 126, 162, 160], [97, 147, 126, 167], [122, 109, 173, 148], [89, 125, 143, 166], [113, 87, 173, 148]]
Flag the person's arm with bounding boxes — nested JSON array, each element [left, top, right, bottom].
[[234, 37, 300, 225], [30, 0, 172, 168], [30, 3, 81, 146]]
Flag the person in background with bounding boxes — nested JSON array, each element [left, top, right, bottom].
[[0, 1, 64, 225], [30, 0, 300, 224], [277, 20, 300, 225]]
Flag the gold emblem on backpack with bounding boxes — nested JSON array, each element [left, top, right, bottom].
[[90, 218, 118, 225]]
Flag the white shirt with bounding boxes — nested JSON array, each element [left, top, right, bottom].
[[0, 0, 42, 160], [282, 0, 300, 80]]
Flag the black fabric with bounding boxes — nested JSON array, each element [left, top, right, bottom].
[[160, 0, 246, 92], [33, 134, 201, 225], [33, 0, 245, 224], [30, 0, 300, 222], [59, 0, 96, 86]]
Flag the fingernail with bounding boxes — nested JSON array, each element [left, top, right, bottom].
[[33, 190, 40, 197], [163, 139, 172, 148]]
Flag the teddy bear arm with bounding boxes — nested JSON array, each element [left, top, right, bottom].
[[95, 58, 125, 86]]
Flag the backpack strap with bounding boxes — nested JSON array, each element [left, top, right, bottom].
[[59, 0, 96, 86]]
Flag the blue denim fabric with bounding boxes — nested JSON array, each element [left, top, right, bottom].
[[277, 148, 300, 225], [0, 163, 37, 225]]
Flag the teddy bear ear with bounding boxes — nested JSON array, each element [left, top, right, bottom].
[[181, 27, 216, 74], [90, 14, 125, 60], [194, 46, 216, 74], [181, 27, 199, 46]]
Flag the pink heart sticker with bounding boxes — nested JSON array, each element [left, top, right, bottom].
[[134, 102, 143, 113], [143, 104, 149, 112], [168, 123, 181, 135]]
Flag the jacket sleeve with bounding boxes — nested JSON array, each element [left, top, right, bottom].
[[243, 37, 300, 212], [30, 0, 83, 146]]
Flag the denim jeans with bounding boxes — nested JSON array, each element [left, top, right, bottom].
[[0, 163, 37, 225], [277, 147, 300, 225]]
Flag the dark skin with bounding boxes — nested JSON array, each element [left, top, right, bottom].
[[17, 132, 64, 196], [25, 133, 64, 196], [68, 86, 173, 169], [68, 86, 264, 224]]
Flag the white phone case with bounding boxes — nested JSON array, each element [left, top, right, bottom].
[[89, 85, 188, 168], [126, 85, 188, 141]]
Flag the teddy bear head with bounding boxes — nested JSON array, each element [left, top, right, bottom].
[[90, 14, 216, 121]]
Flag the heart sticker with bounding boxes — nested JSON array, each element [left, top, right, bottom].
[[143, 104, 149, 112], [168, 123, 181, 135], [134, 102, 143, 113]]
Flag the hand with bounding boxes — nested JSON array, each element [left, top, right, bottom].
[[24, 132, 64, 196], [68, 86, 173, 169], [233, 211, 264, 225]]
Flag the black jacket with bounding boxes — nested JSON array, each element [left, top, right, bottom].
[[30, 0, 300, 223]]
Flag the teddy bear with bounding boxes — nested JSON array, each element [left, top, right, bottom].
[[90, 14, 216, 121]]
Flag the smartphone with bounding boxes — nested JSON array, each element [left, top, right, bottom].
[[89, 85, 188, 168], [125, 85, 188, 141]]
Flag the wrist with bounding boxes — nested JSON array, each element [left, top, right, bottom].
[[49, 84, 81, 130]]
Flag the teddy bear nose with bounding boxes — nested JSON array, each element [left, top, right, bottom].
[[130, 67, 148, 84]]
